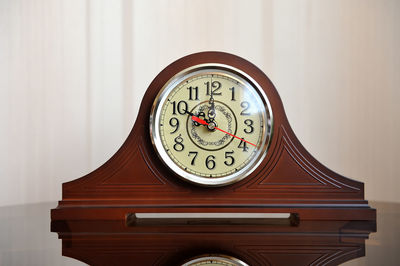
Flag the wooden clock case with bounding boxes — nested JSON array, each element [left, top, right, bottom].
[[51, 51, 376, 223]]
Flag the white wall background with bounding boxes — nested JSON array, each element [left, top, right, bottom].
[[1, 0, 399, 207]]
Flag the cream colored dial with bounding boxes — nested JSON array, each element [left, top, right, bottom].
[[150, 64, 272, 186]]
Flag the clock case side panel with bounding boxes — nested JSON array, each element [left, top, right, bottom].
[[56, 51, 373, 215], [60, 60, 194, 199]]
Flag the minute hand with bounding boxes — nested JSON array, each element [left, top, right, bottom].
[[191, 116, 257, 147]]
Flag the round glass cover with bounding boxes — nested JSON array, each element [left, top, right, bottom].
[[150, 63, 273, 186]]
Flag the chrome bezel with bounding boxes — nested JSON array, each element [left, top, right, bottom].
[[181, 254, 249, 266], [150, 63, 273, 186]]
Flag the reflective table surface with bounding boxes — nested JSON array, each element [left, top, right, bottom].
[[0, 202, 398, 265]]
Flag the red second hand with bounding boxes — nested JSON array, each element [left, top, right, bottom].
[[191, 116, 257, 147]]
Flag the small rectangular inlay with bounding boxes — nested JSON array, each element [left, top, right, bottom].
[[126, 212, 298, 226]]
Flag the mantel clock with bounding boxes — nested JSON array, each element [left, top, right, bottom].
[[51, 51, 376, 224]]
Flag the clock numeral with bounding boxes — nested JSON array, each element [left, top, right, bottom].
[[224, 151, 235, 166], [187, 86, 199, 100], [240, 101, 251, 115], [238, 138, 249, 152], [205, 81, 222, 96], [188, 151, 198, 165], [205, 155, 216, 170], [173, 134, 184, 151], [172, 101, 188, 115], [229, 87, 236, 101], [244, 119, 254, 134], [169, 118, 179, 134]]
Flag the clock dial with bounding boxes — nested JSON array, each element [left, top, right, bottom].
[[150, 64, 273, 186], [181, 255, 249, 266]]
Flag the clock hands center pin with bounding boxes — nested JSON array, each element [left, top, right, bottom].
[[190, 115, 257, 147], [184, 108, 217, 131]]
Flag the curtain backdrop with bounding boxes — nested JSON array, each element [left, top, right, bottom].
[[1, 0, 399, 206]]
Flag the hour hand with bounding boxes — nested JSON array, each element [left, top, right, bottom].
[[184, 109, 208, 126], [184, 109, 196, 117], [192, 115, 208, 126]]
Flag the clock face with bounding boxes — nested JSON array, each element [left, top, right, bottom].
[[150, 63, 273, 186], [181, 254, 249, 266]]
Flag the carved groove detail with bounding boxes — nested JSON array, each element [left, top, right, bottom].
[[244, 125, 361, 195]]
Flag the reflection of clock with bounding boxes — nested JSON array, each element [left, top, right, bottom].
[[182, 254, 248, 266], [150, 65, 273, 186]]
